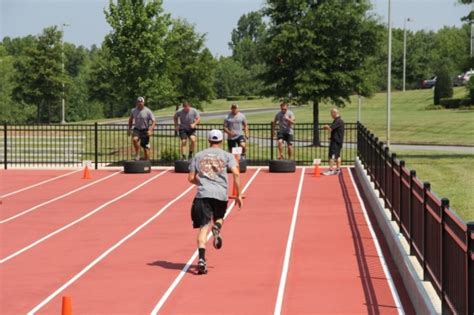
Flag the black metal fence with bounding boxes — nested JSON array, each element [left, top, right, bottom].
[[1, 123, 357, 168], [357, 123, 474, 315]]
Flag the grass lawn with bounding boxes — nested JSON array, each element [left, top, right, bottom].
[[395, 150, 474, 222], [202, 87, 474, 145]]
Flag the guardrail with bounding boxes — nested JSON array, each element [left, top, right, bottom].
[[1, 122, 357, 168], [357, 122, 474, 315]]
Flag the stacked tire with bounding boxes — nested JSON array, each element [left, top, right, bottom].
[[124, 160, 152, 173], [268, 160, 296, 173]]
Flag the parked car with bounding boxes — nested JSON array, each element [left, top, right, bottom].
[[454, 69, 474, 86], [421, 76, 437, 89]]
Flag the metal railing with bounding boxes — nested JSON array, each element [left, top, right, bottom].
[[1, 123, 357, 168], [357, 123, 474, 315]]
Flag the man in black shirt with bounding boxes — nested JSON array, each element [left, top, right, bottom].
[[322, 108, 344, 175]]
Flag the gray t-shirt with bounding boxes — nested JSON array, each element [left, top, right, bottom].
[[131, 107, 155, 130], [274, 110, 295, 134], [189, 147, 238, 201], [224, 112, 247, 140], [174, 108, 200, 130]]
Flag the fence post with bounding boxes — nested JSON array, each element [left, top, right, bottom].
[[391, 152, 397, 224], [440, 197, 448, 314], [467, 221, 474, 315], [409, 170, 416, 255], [270, 122, 274, 161], [422, 181, 431, 281], [3, 124, 7, 170], [94, 122, 98, 170]]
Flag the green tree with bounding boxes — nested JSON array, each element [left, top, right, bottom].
[[99, 0, 172, 116], [262, 0, 381, 145], [12, 27, 64, 123], [214, 56, 252, 98], [230, 11, 266, 69], [164, 18, 216, 110], [434, 66, 453, 105], [229, 11, 267, 96]]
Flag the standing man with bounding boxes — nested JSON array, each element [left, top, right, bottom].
[[127, 96, 156, 161], [322, 108, 345, 175], [188, 129, 243, 274], [224, 103, 249, 157], [273, 102, 296, 160], [174, 102, 201, 160]]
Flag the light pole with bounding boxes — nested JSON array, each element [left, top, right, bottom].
[[357, 95, 362, 123], [403, 18, 412, 92], [386, 0, 392, 146], [60, 23, 69, 124]]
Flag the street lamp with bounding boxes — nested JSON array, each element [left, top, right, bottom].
[[403, 18, 413, 92], [60, 23, 70, 124], [386, 0, 392, 146]]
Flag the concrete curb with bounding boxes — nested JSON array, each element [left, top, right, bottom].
[[354, 157, 441, 315]]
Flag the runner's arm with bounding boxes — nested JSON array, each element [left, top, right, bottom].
[[188, 171, 200, 185]]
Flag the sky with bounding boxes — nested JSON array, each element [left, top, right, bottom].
[[1, 0, 470, 57]]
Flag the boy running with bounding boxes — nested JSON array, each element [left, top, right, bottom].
[[188, 129, 243, 274]]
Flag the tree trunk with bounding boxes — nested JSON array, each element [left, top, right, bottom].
[[312, 99, 320, 146]]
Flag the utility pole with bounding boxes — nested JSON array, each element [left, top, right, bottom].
[[60, 23, 69, 124]]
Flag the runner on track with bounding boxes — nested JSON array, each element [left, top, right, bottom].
[[188, 129, 243, 274]]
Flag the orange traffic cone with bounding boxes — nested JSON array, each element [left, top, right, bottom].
[[313, 163, 320, 177], [82, 165, 92, 179], [61, 296, 73, 315]]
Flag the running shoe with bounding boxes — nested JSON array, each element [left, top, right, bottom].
[[134, 154, 140, 161], [212, 225, 223, 249], [198, 258, 207, 274], [322, 169, 335, 176]]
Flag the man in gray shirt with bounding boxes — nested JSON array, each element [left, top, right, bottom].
[[224, 103, 249, 156], [174, 102, 201, 160], [273, 102, 296, 160], [127, 97, 156, 160], [188, 129, 242, 274]]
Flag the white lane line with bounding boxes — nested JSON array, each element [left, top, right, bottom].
[[273, 167, 305, 315], [1, 172, 121, 224], [0, 170, 169, 264], [150, 168, 262, 315], [0, 169, 81, 198], [347, 168, 404, 315], [27, 184, 194, 315]]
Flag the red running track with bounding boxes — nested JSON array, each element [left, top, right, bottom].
[[0, 167, 414, 314], [0, 169, 78, 197]]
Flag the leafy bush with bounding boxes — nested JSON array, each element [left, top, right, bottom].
[[434, 67, 453, 105], [467, 76, 474, 105], [439, 98, 471, 109], [246, 95, 262, 100], [160, 147, 180, 162]]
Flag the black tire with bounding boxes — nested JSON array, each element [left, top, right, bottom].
[[227, 158, 247, 173], [174, 160, 191, 173], [123, 160, 152, 174], [269, 160, 296, 173]]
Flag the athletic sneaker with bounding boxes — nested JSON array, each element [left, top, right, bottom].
[[134, 154, 140, 161], [212, 225, 223, 249], [322, 169, 336, 176], [334, 168, 341, 175], [198, 258, 207, 274]]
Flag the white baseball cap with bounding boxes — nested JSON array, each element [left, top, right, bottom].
[[136, 96, 145, 103], [208, 129, 223, 142]]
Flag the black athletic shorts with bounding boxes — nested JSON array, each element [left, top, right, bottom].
[[277, 132, 293, 145], [191, 198, 228, 229], [227, 135, 246, 151], [329, 141, 342, 160], [132, 128, 150, 149], [179, 128, 197, 140]]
